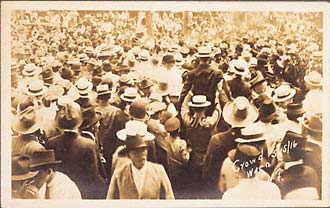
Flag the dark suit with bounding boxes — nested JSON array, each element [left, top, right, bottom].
[[46, 131, 106, 199], [273, 164, 320, 199], [202, 128, 241, 198], [227, 77, 251, 99], [106, 162, 174, 199], [179, 63, 223, 116]]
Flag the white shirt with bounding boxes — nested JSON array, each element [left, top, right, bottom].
[[131, 163, 147, 194], [39, 171, 81, 199], [222, 177, 281, 200]]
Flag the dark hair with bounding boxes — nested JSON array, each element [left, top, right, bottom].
[[169, 129, 180, 137]]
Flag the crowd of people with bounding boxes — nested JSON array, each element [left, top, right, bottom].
[[10, 10, 323, 200]]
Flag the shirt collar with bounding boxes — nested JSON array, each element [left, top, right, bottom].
[[131, 162, 147, 175], [284, 159, 303, 170]]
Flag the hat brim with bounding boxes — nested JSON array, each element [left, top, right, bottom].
[[30, 161, 62, 171], [120, 94, 141, 102], [235, 137, 266, 143], [272, 88, 296, 102], [12, 112, 42, 135], [223, 101, 258, 128], [75, 83, 93, 95], [25, 86, 48, 97], [116, 129, 155, 141], [12, 170, 39, 181], [80, 112, 102, 129], [304, 76, 322, 88], [188, 101, 211, 108], [118, 144, 149, 156], [22, 67, 42, 77]]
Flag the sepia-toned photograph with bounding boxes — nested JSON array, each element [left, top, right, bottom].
[[1, 1, 330, 207]]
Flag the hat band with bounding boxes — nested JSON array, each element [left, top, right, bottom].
[[234, 66, 245, 72], [28, 88, 43, 94], [192, 100, 207, 105], [242, 133, 264, 140], [198, 52, 210, 56], [277, 92, 290, 99], [124, 94, 137, 99], [77, 85, 89, 91]]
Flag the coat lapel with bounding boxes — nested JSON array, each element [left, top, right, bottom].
[[126, 164, 139, 199]]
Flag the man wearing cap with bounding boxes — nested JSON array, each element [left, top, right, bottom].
[[178, 46, 224, 116], [28, 150, 81, 199], [222, 144, 281, 200], [163, 117, 190, 198], [106, 121, 174, 199], [45, 102, 106, 199]]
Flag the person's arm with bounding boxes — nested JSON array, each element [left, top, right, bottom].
[[202, 103, 221, 128], [178, 73, 193, 113], [106, 172, 120, 199], [159, 165, 175, 199], [180, 92, 193, 127]]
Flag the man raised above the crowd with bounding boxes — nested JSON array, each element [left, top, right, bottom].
[[178, 46, 224, 116]]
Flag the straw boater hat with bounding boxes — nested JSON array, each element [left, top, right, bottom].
[[116, 120, 155, 141], [235, 122, 267, 143], [120, 87, 141, 102], [188, 95, 211, 108], [229, 59, 249, 76], [75, 78, 93, 95], [12, 155, 38, 181], [22, 63, 42, 77], [196, 46, 212, 58], [272, 84, 296, 103], [149, 92, 163, 102], [12, 106, 41, 135], [96, 84, 111, 96], [147, 101, 167, 115], [304, 71, 322, 89], [25, 80, 48, 97], [29, 150, 62, 171], [223, 96, 258, 127], [138, 49, 150, 61]]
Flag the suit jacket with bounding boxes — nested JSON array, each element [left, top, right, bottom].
[[46, 131, 106, 199], [106, 161, 174, 199], [227, 77, 252, 100]]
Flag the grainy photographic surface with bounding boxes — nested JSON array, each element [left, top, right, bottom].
[[1, 1, 330, 208]]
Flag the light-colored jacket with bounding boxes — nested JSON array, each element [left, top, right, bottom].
[[106, 161, 174, 199]]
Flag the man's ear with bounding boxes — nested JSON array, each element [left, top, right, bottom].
[[47, 168, 52, 174]]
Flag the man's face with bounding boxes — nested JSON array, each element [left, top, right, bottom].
[[31, 169, 50, 189], [128, 147, 148, 170]]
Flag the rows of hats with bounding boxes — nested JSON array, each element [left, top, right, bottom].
[[10, 10, 323, 200]]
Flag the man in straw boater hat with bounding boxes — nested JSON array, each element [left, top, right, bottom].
[[45, 101, 106, 199], [271, 131, 320, 199], [180, 94, 221, 198], [12, 106, 46, 156], [219, 122, 272, 195], [27, 149, 81, 199], [178, 46, 224, 117], [203, 96, 258, 198], [107, 120, 174, 199], [227, 59, 252, 100], [222, 144, 281, 200]]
